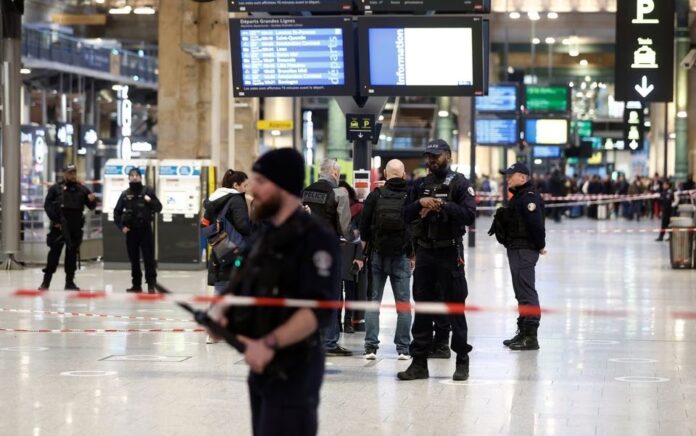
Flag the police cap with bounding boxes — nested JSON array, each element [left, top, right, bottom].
[[424, 139, 451, 156], [500, 162, 530, 177], [63, 164, 77, 173]]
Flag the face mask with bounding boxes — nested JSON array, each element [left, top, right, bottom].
[[129, 182, 143, 190]]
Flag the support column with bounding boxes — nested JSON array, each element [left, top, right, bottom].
[[1, 1, 24, 266], [436, 96, 454, 146], [327, 98, 349, 160], [262, 97, 294, 150], [674, 0, 690, 179]]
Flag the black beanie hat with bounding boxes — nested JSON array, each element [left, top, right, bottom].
[[252, 148, 305, 198]]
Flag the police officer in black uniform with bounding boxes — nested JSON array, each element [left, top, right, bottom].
[[399, 139, 477, 381], [113, 168, 162, 293], [208, 149, 340, 436], [38, 165, 97, 291], [655, 180, 677, 242], [489, 163, 546, 350]]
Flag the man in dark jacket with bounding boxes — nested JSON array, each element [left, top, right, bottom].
[[359, 159, 413, 360], [113, 168, 162, 293], [399, 139, 477, 381], [491, 163, 546, 351], [39, 164, 97, 290], [548, 170, 565, 223]]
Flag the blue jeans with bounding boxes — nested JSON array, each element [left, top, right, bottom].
[[214, 281, 228, 295], [365, 252, 412, 354]]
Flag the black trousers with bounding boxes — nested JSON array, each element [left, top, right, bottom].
[[411, 245, 472, 358], [44, 225, 82, 276], [507, 248, 541, 328], [248, 349, 324, 436], [658, 208, 673, 240], [126, 225, 157, 287]]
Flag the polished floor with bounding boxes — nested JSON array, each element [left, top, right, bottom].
[[1, 216, 695, 436]]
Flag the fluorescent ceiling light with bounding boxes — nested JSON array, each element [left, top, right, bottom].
[[20, 68, 31, 74], [133, 6, 155, 15], [545, 37, 555, 44], [569, 49, 580, 57], [527, 11, 541, 21], [532, 38, 541, 45], [509, 12, 521, 19], [677, 111, 688, 118], [438, 110, 450, 118], [547, 12, 559, 19], [109, 6, 132, 14], [579, 59, 588, 66]]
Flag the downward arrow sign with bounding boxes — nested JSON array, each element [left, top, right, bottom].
[[634, 76, 654, 98], [629, 140, 639, 150]]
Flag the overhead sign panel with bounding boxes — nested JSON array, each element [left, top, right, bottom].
[[623, 104, 645, 152], [229, 0, 354, 13], [357, 16, 488, 97], [360, 0, 490, 13], [229, 17, 356, 97], [475, 118, 518, 146], [475, 84, 518, 113], [615, 0, 675, 102]]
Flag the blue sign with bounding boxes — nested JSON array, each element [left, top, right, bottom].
[[104, 165, 123, 176], [475, 85, 518, 112], [533, 146, 562, 159], [475, 119, 518, 145]]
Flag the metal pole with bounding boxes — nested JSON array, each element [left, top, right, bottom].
[[663, 102, 669, 178], [468, 97, 476, 248], [1, 4, 24, 268]]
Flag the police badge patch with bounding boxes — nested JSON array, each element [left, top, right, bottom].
[[467, 187, 475, 197], [313, 251, 333, 277], [527, 203, 537, 212]]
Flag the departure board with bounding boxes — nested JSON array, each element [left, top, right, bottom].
[[361, 0, 490, 13], [475, 85, 518, 112], [525, 86, 570, 113], [230, 17, 355, 97], [229, 0, 354, 13], [475, 118, 518, 145], [525, 119, 569, 145]]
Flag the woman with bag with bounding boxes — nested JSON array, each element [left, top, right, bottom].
[[201, 170, 252, 294]]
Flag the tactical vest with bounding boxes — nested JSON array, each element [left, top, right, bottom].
[[61, 183, 85, 211], [302, 179, 339, 236], [491, 190, 535, 250], [122, 188, 149, 228], [225, 214, 317, 359], [413, 172, 463, 247]]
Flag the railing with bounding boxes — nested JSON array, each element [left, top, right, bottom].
[[21, 26, 158, 85], [19, 206, 103, 243]]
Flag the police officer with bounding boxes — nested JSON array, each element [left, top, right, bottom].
[[38, 164, 97, 291], [113, 168, 162, 293], [302, 159, 354, 357], [655, 180, 678, 242], [489, 163, 546, 350], [207, 148, 340, 436], [399, 139, 477, 381]]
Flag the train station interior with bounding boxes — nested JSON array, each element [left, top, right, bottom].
[[1, 0, 696, 435]]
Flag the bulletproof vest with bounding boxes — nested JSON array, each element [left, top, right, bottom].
[[302, 179, 339, 235], [372, 187, 408, 255], [225, 215, 317, 355], [413, 172, 462, 244], [123, 188, 149, 227], [61, 183, 85, 211], [504, 190, 536, 249]]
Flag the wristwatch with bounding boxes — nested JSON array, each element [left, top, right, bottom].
[[263, 333, 279, 351]]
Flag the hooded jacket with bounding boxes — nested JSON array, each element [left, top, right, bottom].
[[202, 188, 252, 237]]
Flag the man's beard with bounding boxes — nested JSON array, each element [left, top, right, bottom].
[[252, 191, 283, 222], [429, 161, 448, 177]]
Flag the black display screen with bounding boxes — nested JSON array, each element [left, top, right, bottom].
[[229, 0, 354, 13], [230, 17, 356, 97], [360, 0, 490, 13]]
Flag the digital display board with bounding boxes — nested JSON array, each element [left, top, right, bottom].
[[475, 118, 518, 145], [525, 119, 569, 145], [230, 17, 355, 97], [361, 0, 490, 13], [358, 16, 488, 97], [533, 146, 562, 159], [475, 85, 518, 112], [229, 0, 354, 13], [574, 120, 593, 138], [525, 86, 570, 112]]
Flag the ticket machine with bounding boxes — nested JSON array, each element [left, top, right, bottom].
[[102, 159, 156, 269], [156, 159, 214, 270]]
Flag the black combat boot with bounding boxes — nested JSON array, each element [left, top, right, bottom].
[[397, 357, 429, 381], [453, 356, 470, 381], [508, 325, 540, 351], [126, 286, 143, 293], [503, 321, 524, 347], [64, 274, 80, 291], [428, 343, 451, 359], [38, 273, 52, 291]]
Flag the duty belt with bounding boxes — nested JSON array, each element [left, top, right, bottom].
[[417, 238, 459, 249]]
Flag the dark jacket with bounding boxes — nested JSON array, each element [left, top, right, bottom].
[[202, 188, 252, 285], [113, 184, 162, 230], [44, 181, 97, 226], [360, 178, 413, 257], [403, 170, 477, 245], [509, 182, 546, 251]]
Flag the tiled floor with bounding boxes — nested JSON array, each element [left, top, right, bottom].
[[1, 216, 695, 435]]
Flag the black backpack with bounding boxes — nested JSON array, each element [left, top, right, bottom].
[[372, 188, 407, 255]]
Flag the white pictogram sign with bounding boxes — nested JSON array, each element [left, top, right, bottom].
[[632, 0, 659, 24], [631, 38, 658, 69], [634, 75, 655, 98]]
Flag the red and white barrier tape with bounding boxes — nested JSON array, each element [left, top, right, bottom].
[[466, 227, 695, 234], [476, 189, 696, 202], [0, 328, 204, 333], [0, 307, 193, 323], [6, 290, 696, 321]]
